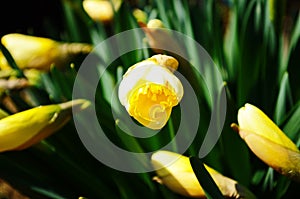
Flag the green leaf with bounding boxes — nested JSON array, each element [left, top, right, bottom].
[[274, 175, 291, 199], [0, 108, 9, 119], [0, 42, 24, 78], [274, 72, 293, 125], [155, 0, 171, 28], [189, 156, 224, 199], [283, 102, 300, 141]]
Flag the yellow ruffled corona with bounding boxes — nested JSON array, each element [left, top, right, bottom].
[[151, 150, 256, 198], [0, 99, 90, 152], [118, 54, 183, 130], [232, 103, 300, 182], [0, 33, 92, 71]]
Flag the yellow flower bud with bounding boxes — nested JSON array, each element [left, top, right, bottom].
[[0, 33, 92, 71], [232, 103, 300, 182], [0, 99, 90, 152], [147, 19, 165, 29], [151, 150, 256, 198], [140, 19, 183, 54], [237, 103, 299, 152], [133, 8, 148, 24], [118, 55, 183, 130], [82, 0, 122, 24]]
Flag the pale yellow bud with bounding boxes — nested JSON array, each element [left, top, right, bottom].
[[140, 19, 183, 54], [147, 19, 165, 29], [237, 103, 299, 152], [151, 150, 256, 198], [233, 103, 300, 182], [133, 8, 148, 24], [0, 99, 90, 152], [83, 0, 122, 24], [0, 33, 92, 71]]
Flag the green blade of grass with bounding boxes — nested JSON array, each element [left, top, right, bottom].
[[274, 175, 291, 199], [283, 102, 300, 141], [279, 11, 300, 80], [274, 72, 293, 125], [189, 156, 224, 199], [154, 0, 171, 28], [0, 42, 24, 78]]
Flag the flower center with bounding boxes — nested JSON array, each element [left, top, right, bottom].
[[128, 83, 179, 129]]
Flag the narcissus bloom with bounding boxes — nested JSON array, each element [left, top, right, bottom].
[[140, 19, 182, 54], [118, 54, 183, 130], [0, 33, 92, 71], [151, 150, 256, 198], [232, 103, 300, 182], [83, 0, 122, 24], [0, 99, 90, 152]]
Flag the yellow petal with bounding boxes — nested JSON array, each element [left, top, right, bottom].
[[151, 150, 256, 198], [118, 55, 183, 129], [149, 54, 179, 71], [0, 99, 90, 152], [237, 103, 299, 152], [237, 129, 300, 182]]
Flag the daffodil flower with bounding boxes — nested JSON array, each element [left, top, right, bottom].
[[82, 0, 122, 24], [140, 19, 183, 54], [0, 99, 90, 152], [118, 54, 183, 130], [232, 103, 300, 182], [0, 33, 92, 71], [151, 150, 256, 198]]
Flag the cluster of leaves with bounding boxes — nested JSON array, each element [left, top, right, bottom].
[[0, 0, 300, 198]]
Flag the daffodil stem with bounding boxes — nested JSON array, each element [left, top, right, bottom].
[[189, 156, 224, 199], [167, 118, 177, 152]]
